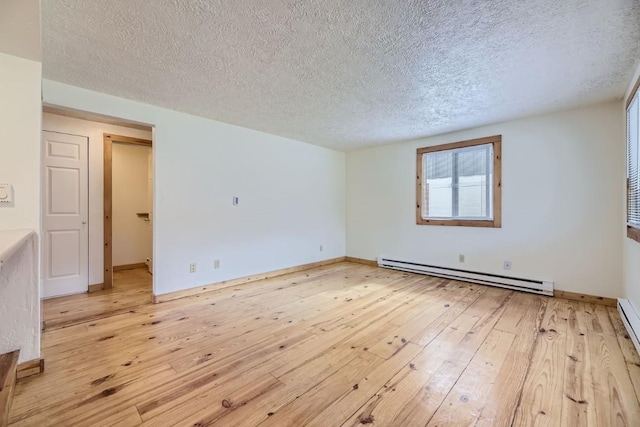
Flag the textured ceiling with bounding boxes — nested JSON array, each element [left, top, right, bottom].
[[42, 0, 640, 151]]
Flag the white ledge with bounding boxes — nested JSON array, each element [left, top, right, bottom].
[[0, 229, 36, 270]]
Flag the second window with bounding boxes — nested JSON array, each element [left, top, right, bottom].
[[417, 135, 501, 227]]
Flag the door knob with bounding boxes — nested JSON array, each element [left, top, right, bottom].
[[82, 221, 87, 224]]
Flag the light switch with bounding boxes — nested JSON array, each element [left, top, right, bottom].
[[233, 196, 239, 206], [0, 183, 11, 203]]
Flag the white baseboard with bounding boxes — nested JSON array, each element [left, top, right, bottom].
[[378, 257, 553, 296], [618, 298, 640, 356]]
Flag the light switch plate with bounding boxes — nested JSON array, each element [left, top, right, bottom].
[[0, 183, 11, 203]]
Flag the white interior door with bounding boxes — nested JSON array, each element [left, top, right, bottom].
[[42, 131, 89, 298]]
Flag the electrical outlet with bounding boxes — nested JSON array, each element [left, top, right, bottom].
[[214, 259, 220, 269], [189, 263, 197, 273], [458, 254, 465, 263], [503, 261, 512, 271], [319, 244, 323, 252]]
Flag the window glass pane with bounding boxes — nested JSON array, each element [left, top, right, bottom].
[[457, 146, 491, 218], [629, 96, 640, 226], [457, 146, 489, 178], [636, 97, 640, 222], [458, 174, 487, 217], [424, 151, 452, 218]]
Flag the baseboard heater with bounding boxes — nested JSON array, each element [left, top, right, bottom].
[[377, 257, 554, 296], [618, 299, 640, 356]]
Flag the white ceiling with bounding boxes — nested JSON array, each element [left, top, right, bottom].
[[42, 0, 640, 151]]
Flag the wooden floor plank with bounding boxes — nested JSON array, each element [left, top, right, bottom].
[[43, 269, 153, 330], [238, 352, 382, 427], [475, 292, 547, 427], [197, 346, 364, 426], [0, 350, 20, 427], [90, 405, 143, 427], [305, 342, 423, 427], [367, 281, 480, 359], [426, 329, 516, 426], [9, 263, 640, 426], [341, 287, 513, 426], [513, 298, 569, 426], [609, 306, 628, 336], [411, 283, 487, 346], [337, 312, 480, 427], [141, 372, 284, 427], [10, 363, 176, 426], [562, 299, 598, 426], [589, 332, 640, 426]]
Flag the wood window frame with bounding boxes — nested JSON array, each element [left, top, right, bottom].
[[416, 135, 502, 228], [102, 133, 152, 290], [627, 73, 640, 244], [629, 225, 640, 243]]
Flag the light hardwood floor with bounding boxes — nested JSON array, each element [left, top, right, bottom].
[[43, 268, 152, 331], [11, 262, 640, 426]]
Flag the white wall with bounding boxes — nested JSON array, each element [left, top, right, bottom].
[[347, 102, 624, 298], [623, 62, 640, 311], [625, 236, 640, 307], [0, 233, 39, 363], [43, 80, 346, 296], [0, 53, 42, 232], [0, 53, 42, 363], [42, 113, 153, 286], [112, 142, 152, 266], [0, 0, 41, 62]]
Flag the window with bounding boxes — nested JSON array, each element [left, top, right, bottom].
[[416, 135, 501, 227], [627, 75, 640, 243]]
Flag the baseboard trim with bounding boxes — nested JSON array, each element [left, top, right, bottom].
[[88, 283, 104, 293], [153, 257, 346, 304], [555, 290, 616, 307], [345, 256, 378, 267], [618, 299, 640, 356], [17, 358, 44, 380], [343, 260, 615, 306], [113, 263, 147, 272]]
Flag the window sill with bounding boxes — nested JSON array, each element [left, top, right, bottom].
[[629, 225, 640, 243], [417, 218, 501, 228]]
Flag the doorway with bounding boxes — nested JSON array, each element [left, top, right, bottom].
[[103, 134, 153, 289], [40, 110, 155, 330]]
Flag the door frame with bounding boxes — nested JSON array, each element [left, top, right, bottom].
[[102, 133, 153, 290]]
